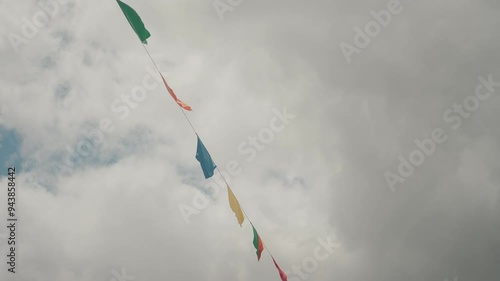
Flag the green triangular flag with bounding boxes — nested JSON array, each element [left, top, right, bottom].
[[117, 0, 151, 44]]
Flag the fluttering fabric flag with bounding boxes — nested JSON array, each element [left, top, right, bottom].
[[252, 226, 265, 261], [227, 185, 245, 226], [272, 257, 288, 281], [160, 72, 192, 111], [117, 0, 151, 44], [196, 136, 216, 179]]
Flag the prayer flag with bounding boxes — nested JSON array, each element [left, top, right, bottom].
[[196, 136, 216, 179], [272, 257, 288, 281], [160, 72, 192, 111], [252, 226, 264, 261]]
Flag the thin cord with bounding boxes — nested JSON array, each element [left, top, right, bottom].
[[180, 107, 198, 136], [238, 190, 276, 258], [140, 43, 280, 263]]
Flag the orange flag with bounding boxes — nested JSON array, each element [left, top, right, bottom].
[[160, 72, 192, 111], [227, 185, 245, 226]]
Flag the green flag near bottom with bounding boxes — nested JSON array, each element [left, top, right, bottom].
[[117, 0, 151, 44]]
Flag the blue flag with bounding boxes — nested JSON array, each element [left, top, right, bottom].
[[196, 136, 216, 179]]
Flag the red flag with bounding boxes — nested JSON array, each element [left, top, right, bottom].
[[272, 257, 288, 281], [160, 72, 192, 111]]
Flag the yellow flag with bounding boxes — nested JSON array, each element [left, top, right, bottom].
[[227, 185, 245, 226]]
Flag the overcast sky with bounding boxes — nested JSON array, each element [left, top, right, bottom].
[[0, 0, 499, 281]]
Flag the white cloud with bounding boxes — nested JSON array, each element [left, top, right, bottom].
[[0, 0, 499, 280]]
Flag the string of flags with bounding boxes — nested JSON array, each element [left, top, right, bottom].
[[115, 1, 288, 280]]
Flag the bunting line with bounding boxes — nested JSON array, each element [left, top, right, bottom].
[[252, 225, 265, 261], [142, 44, 198, 134], [115, 2, 287, 280], [195, 136, 217, 179], [117, 0, 151, 44]]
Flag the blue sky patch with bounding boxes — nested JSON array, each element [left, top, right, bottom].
[[0, 127, 23, 171]]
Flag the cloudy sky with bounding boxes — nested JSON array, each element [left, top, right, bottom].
[[0, 0, 499, 280]]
